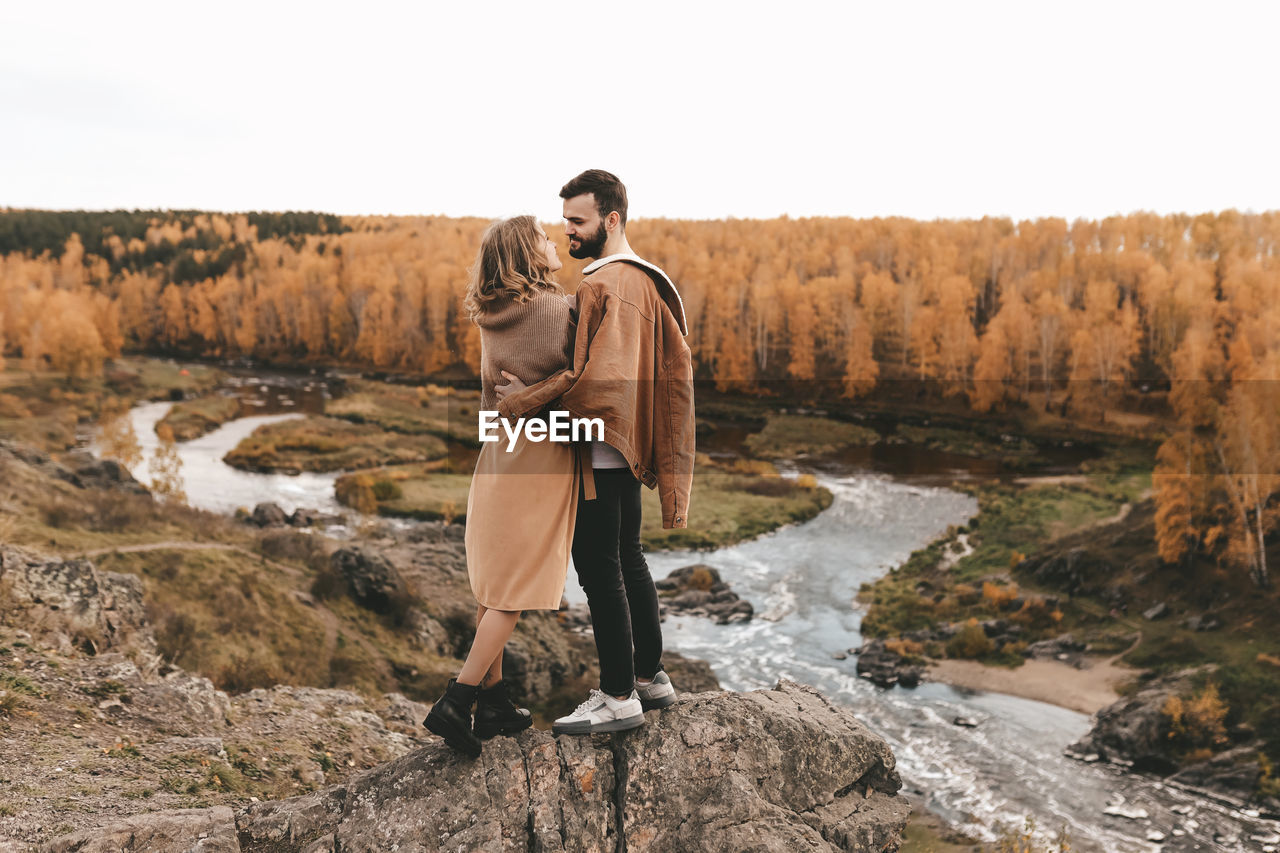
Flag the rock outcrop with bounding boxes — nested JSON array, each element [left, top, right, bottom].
[[0, 545, 154, 656], [36, 680, 909, 852], [1067, 669, 1205, 773], [1069, 668, 1279, 812], [329, 546, 410, 614], [0, 442, 149, 497]]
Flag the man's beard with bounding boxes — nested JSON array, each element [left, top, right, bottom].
[[568, 221, 608, 259]]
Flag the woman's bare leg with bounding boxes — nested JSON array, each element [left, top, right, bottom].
[[457, 606, 519, 687], [471, 604, 505, 688]]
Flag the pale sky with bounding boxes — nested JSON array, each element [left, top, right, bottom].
[[2, 1, 1276, 222]]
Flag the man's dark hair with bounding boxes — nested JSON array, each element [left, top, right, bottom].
[[560, 169, 628, 227]]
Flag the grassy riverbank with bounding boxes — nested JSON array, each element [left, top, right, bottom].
[[325, 378, 482, 446], [331, 455, 834, 551], [742, 413, 879, 458], [858, 450, 1151, 653], [224, 416, 448, 473], [155, 394, 240, 440], [0, 357, 223, 451], [856, 435, 1280, 799]]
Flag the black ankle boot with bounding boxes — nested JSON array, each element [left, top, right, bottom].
[[424, 678, 482, 757], [473, 680, 533, 739]]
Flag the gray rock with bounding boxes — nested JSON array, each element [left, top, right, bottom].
[[0, 545, 155, 656], [1024, 633, 1088, 663], [1168, 744, 1264, 799], [1068, 668, 1211, 774], [1142, 602, 1169, 621], [42, 807, 239, 852], [663, 651, 721, 695], [287, 507, 331, 527], [1021, 547, 1115, 598], [231, 680, 908, 852], [672, 589, 712, 608], [62, 450, 152, 496], [1183, 614, 1222, 632], [379, 692, 431, 730], [329, 547, 409, 614], [250, 502, 288, 527], [855, 639, 924, 690]]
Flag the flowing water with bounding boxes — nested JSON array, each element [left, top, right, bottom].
[[561, 467, 1279, 852], [92, 372, 1280, 852]]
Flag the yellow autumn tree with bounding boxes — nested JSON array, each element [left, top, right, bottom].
[[148, 423, 187, 505]]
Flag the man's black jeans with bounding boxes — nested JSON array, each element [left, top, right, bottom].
[[572, 468, 664, 697]]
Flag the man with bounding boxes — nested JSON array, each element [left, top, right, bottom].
[[496, 169, 695, 734]]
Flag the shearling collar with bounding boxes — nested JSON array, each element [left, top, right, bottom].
[[583, 253, 688, 336]]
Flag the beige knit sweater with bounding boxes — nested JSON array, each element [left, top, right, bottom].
[[473, 291, 574, 413]]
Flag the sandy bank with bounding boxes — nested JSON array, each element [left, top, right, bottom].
[[926, 654, 1139, 715]]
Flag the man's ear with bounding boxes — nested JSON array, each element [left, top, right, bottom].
[[606, 211, 621, 233]]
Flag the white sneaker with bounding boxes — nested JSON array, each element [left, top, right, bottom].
[[552, 688, 645, 735], [635, 671, 676, 711]]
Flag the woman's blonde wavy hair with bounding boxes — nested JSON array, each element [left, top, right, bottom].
[[464, 215, 564, 321]]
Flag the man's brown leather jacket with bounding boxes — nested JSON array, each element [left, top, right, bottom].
[[496, 254, 695, 529]]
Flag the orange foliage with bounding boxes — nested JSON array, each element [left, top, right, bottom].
[[1, 210, 1277, 587]]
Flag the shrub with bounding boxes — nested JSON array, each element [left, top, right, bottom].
[[277, 435, 343, 454], [884, 637, 925, 660], [728, 457, 778, 476], [795, 473, 819, 489], [371, 479, 403, 501], [0, 689, 25, 717], [152, 607, 199, 665], [216, 653, 282, 694], [335, 473, 378, 515], [983, 581, 1019, 609], [1012, 595, 1062, 632], [258, 530, 327, 568], [953, 583, 980, 606], [310, 563, 347, 600], [740, 477, 794, 497], [684, 567, 717, 591], [946, 618, 993, 659], [1162, 682, 1229, 752]]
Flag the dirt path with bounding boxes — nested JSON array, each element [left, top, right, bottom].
[[82, 540, 298, 575], [1010, 474, 1091, 487]]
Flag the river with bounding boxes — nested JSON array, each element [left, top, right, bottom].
[[96, 372, 1280, 853]]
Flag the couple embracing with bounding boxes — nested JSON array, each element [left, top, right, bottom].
[[423, 169, 696, 757]]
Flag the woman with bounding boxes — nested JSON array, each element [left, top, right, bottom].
[[423, 215, 578, 757]]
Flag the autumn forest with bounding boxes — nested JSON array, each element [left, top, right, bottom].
[[0, 208, 1277, 588]]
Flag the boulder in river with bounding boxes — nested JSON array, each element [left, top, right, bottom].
[[854, 638, 924, 689], [250, 501, 289, 527], [657, 564, 754, 624], [287, 507, 338, 527]]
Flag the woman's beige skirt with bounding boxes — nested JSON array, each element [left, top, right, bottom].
[[465, 431, 579, 611]]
